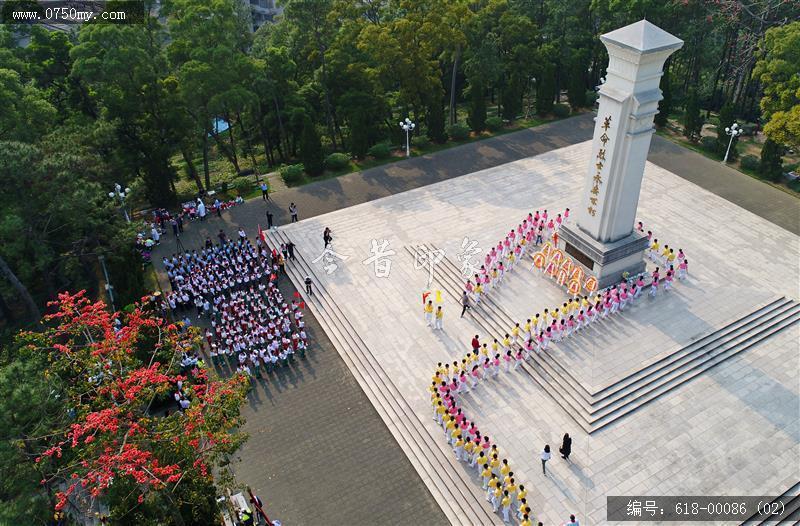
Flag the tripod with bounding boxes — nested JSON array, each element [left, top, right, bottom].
[[175, 233, 186, 254]]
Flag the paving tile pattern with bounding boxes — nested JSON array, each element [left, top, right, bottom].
[[229, 278, 447, 526], [275, 140, 800, 525]]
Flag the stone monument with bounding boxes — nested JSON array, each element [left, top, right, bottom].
[[558, 20, 683, 288]]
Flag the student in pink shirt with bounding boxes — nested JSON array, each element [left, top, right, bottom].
[[678, 259, 688, 279], [514, 349, 524, 370], [564, 207, 570, 223], [503, 350, 513, 372]]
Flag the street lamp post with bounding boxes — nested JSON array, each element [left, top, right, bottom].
[[97, 255, 115, 312], [108, 183, 132, 222], [399, 117, 415, 158], [723, 122, 742, 163]]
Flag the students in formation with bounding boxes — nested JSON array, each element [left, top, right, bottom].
[[464, 209, 571, 305], [161, 232, 308, 380], [431, 228, 683, 522]]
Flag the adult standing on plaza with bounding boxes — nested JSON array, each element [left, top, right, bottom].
[[559, 433, 572, 460], [289, 202, 298, 223], [540, 444, 551, 475], [323, 227, 332, 247], [197, 199, 207, 221], [260, 181, 270, 201], [461, 291, 472, 317], [266, 209, 274, 230]]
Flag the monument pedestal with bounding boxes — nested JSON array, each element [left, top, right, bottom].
[[557, 224, 649, 289]]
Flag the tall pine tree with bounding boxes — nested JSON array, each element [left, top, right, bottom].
[[427, 97, 446, 143], [467, 78, 487, 132], [300, 117, 324, 176], [759, 138, 784, 181], [683, 90, 702, 141]]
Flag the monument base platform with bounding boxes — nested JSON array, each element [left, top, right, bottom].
[[557, 223, 648, 288]]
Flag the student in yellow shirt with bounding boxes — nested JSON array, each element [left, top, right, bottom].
[[649, 238, 660, 261], [434, 306, 444, 330], [449, 426, 460, 446], [433, 400, 446, 424], [481, 465, 492, 489], [511, 323, 520, 344], [518, 499, 532, 521], [660, 244, 671, 264], [486, 474, 499, 502], [520, 514, 532, 526], [489, 454, 501, 474], [453, 434, 464, 460], [424, 300, 434, 326], [501, 490, 512, 522], [444, 416, 456, 437], [464, 437, 475, 464], [505, 478, 517, 500], [491, 485, 503, 512], [500, 458, 511, 478], [502, 334, 512, 352], [517, 485, 527, 502], [474, 452, 488, 474]]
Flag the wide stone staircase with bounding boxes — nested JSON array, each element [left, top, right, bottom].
[[267, 229, 500, 526], [740, 481, 800, 525], [408, 243, 800, 435]]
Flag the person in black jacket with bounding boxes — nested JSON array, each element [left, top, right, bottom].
[[559, 433, 572, 460]]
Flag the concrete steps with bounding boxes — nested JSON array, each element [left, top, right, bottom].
[[740, 481, 800, 525], [413, 243, 800, 434], [268, 229, 499, 526]]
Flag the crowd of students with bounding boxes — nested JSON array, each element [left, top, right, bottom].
[[433, 217, 687, 524], [464, 209, 570, 304], [159, 231, 308, 381]]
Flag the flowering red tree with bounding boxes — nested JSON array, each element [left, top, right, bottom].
[[19, 291, 248, 523]]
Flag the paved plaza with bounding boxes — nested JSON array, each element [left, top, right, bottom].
[[273, 140, 800, 524]]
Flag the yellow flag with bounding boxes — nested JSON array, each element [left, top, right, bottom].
[[435, 290, 443, 303]]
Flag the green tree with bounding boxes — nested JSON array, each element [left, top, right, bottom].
[[682, 90, 702, 141], [654, 65, 672, 128], [535, 58, 556, 115], [300, 118, 324, 176], [759, 138, 784, 182], [753, 22, 800, 149], [71, 21, 184, 206], [566, 54, 588, 109], [427, 95, 447, 143], [0, 349, 63, 525], [467, 77, 487, 132], [0, 68, 57, 143]]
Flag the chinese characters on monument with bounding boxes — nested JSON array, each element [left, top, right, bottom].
[[587, 115, 612, 217]]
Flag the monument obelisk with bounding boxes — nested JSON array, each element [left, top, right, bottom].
[[558, 20, 683, 288]]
